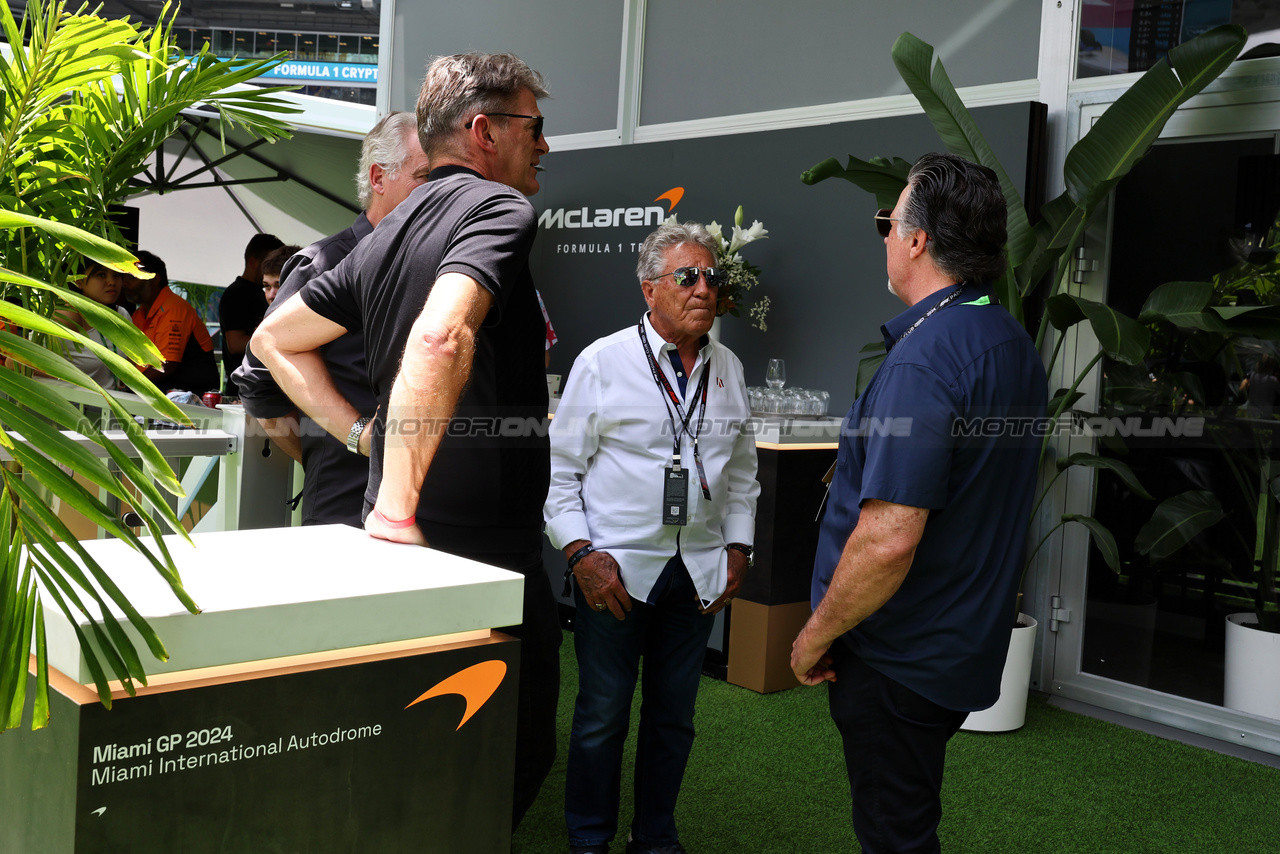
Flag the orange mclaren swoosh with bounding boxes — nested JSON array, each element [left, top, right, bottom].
[[655, 187, 684, 211], [405, 660, 507, 730]]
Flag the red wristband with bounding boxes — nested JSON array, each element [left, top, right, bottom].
[[371, 507, 416, 529]]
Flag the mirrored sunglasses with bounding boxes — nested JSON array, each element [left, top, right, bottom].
[[656, 266, 723, 288]]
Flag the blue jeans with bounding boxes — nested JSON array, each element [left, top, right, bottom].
[[566, 555, 714, 848]]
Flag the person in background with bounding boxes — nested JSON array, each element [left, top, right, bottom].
[[544, 220, 759, 854], [252, 53, 559, 829], [220, 232, 283, 396], [59, 259, 133, 389], [791, 153, 1047, 854], [123, 250, 220, 395], [233, 110, 430, 526], [1241, 353, 1280, 418], [260, 244, 301, 306]]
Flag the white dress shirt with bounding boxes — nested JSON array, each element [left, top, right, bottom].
[[544, 313, 760, 605]]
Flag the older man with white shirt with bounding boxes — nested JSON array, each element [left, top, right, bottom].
[[544, 220, 760, 854]]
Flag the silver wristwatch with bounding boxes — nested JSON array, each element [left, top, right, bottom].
[[346, 416, 372, 454]]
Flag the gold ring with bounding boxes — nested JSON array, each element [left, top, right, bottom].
[[594, 602, 606, 611]]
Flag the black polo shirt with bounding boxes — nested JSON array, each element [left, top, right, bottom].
[[811, 283, 1047, 712], [235, 213, 376, 527], [219, 275, 268, 395], [299, 166, 549, 554]]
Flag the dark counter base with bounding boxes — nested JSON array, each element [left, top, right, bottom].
[[2, 634, 519, 854]]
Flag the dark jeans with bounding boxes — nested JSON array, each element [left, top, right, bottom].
[[565, 555, 714, 849], [460, 548, 563, 831], [827, 642, 969, 854]]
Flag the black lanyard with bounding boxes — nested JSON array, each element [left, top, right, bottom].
[[638, 319, 712, 500], [895, 282, 967, 346]]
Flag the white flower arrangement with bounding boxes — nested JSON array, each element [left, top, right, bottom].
[[707, 206, 770, 331], [665, 205, 771, 331]]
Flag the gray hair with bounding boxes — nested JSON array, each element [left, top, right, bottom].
[[415, 53, 549, 160], [897, 152, 1008, 284], [635, 220, 718, 283], [355, 111, 419, 210]]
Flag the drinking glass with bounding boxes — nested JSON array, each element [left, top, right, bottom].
[[766, 358, 786, 390]]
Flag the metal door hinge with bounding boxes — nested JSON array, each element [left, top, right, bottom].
[[1050, 595, 1072, 632], [1073, 247, 1098, 284]]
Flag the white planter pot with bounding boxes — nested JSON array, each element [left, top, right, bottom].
[[1224, 612, 1280, 719], [961, 613, 1038, 733]]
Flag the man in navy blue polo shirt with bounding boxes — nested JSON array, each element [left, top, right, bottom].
[[791, 153, 1047, 854]]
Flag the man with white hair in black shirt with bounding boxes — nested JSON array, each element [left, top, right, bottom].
[[234, 110, 429, 526]]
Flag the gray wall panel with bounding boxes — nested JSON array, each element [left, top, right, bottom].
[[388, 0, 624, 135], [532, 102, 1038, 408], [640, 0, 1041, 125]]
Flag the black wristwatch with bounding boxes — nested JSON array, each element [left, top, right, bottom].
[[726, 543, 753, 563]]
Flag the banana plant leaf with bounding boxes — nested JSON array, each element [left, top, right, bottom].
[[1211, 303, 1280, 338], [1048, 388, 1085, 415], [1140, 281, 1234, 332], [1045, 293, 1151, 365], [1061, 513, 1121, 573], [855, 340, 887, 398], [890, 32, 1035, 269], [1063, 25, 1246, 212], [1057, 452, 1153, 500], [1135, 490, 1227, 564], [800, 155, 911, 210]]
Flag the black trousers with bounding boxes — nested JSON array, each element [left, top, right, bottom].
[[458, 548, 563, 831], [827, 642, 968, 854]]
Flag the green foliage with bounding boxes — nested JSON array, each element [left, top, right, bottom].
[[1135, 491, 1228, 564], [801, 27, 1249, 610], [0, 0, 296, 731]]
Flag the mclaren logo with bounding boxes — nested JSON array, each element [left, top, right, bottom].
[[539, 187, 684, 230], [405, 660, 507, 730]]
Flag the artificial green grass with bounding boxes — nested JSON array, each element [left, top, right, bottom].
[[513, 631, 1280, 853]]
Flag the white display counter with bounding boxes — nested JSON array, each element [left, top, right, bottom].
[[44, 524, 524, 684]]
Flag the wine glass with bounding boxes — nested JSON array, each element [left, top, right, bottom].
[[766, 358, 786, 390]]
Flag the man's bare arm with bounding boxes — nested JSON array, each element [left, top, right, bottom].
[[224, 329, 252, 358], [791, 499, 929, 684], [251, 293, 360, 447], [367, 273, 493, 543]]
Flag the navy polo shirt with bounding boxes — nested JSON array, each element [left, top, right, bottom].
[[811, 283, 1047, 712]]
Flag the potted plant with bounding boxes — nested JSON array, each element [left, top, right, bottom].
[[0, 0, 294, 732], [801, 25, 1248, 730], [1224, 452, 1280, 716]]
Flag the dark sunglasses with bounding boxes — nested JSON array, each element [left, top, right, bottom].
[[874, 208, 904, 238], [465, 112, 545, 139], [655, 266, 723, 288]]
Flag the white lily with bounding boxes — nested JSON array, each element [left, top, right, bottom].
[[727, 220, 768, 255]]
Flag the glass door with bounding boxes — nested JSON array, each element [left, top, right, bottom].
[[1047, 76, 1280, 756]]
